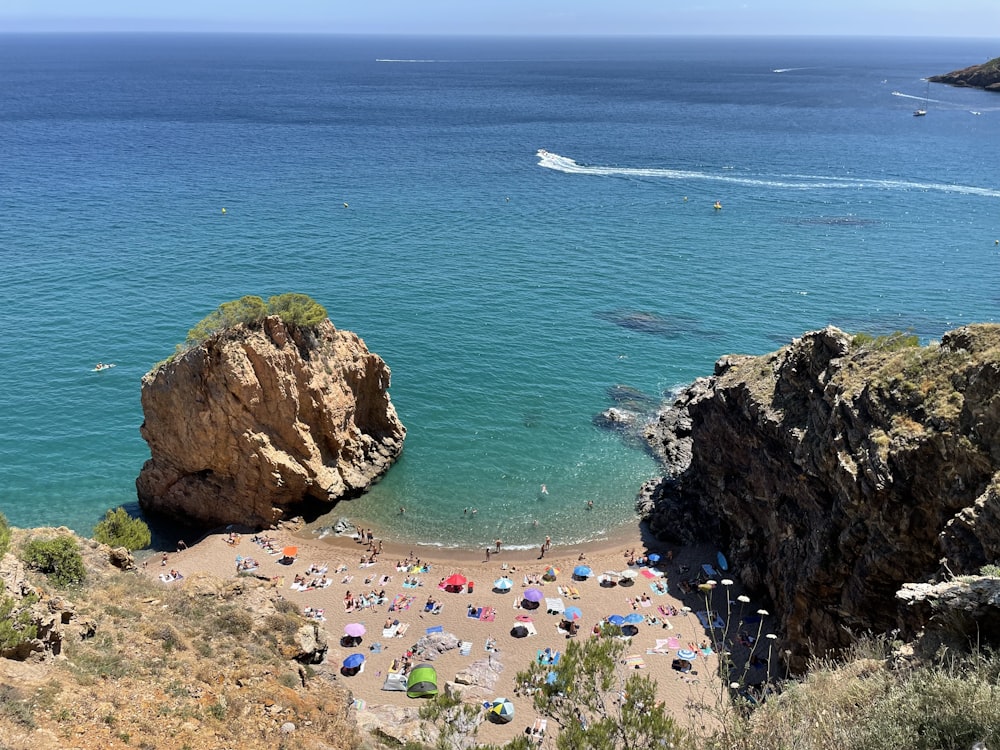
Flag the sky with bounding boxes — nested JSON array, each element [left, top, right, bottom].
[[1, 0, 998, 37]]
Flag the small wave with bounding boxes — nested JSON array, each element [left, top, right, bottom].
[[772, 67, 816, 73], [375, 59, 444, 63], [535, 150, 1000, 199]]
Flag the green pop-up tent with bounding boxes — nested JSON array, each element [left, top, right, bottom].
[[406, 664, 438, 698]]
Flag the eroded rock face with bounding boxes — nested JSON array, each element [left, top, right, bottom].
[[639, 325, 1000, 671], [137, 317, 405, 528]]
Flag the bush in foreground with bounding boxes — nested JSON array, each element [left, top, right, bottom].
[[22, 536, 86, 587], [93, 507, 151, 551]]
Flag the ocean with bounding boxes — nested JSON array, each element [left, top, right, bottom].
[[1, 34, 998, 549]]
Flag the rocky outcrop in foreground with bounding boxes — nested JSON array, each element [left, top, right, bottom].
[[638, 325, 1000, 670], [928, 56, 1000, 91], [137, 316, 405, 528]]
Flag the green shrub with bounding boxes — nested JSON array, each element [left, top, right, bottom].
[[265, 293, 327, 327], [0, 582, 39, 652], [23, 536, 86, 586], [93, 507, 151, 551], [0, 512, 11, 557], [184, 293, 328, 347], [852, 330, 920, 352]]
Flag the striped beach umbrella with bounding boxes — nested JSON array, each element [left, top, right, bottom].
[[487, 697, 515, 723], [493, 577, 514, 592]]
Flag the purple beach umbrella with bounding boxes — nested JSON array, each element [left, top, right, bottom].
[[523, 587, 544, 602]]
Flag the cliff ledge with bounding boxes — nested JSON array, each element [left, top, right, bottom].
[[639, 325, 1000, 669]]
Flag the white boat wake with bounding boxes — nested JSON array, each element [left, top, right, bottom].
[[535, 150, 1000, 199]]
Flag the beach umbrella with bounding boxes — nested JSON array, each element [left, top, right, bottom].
[[344, 623, 366, 638], [523, 587, 544, 602], [677, 648, 697, 661], [573, 565, 592, 579], [515, 614, 534, 622], [564, 606, 583, 621], [493, 577, 513, 592], [444, 574, 467, 587], [647, 553, 661, 563], [511, 625, 529, 638], [343, 653, 366, 669], [619, 569, 637, 579], [623, 613, 644, 625], [606, 614, 626, 626], [621, 625, 639, 637], [487, 697, 515, 723], [542, 566, 560, 580]]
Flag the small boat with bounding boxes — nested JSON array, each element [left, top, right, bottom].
[[92, 362, 116, 372], [913, 80, 929, 116]]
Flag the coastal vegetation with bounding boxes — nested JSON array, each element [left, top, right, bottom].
[[92, 507, 151, 551], [22, 536, 85, 587], [184, 293, 328, 348]]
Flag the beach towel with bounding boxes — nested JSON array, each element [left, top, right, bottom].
[[545, 598, 565, 615], [525, 622, 538, 637], [479, 606, 496, 622], [666, 636, 681, 649], [431, 603, 443, 615], [389, 594, 406, 611], [640, 597, 653, 607], [468, 607, 482, 619], [696, 610, 725, 629], [402, 580, 419, 589], [623, 654, 646, 669], [639, 568, 658, 580], [649, 582, 668, 596], [459, 640, 472, 656], [426, 625, 444, 634], [700, 645, 714, 656], [567, 587, 581, 600], [395, 622, 410, 637], [382, 622, 399, 638], [701, 563, 720, 578]]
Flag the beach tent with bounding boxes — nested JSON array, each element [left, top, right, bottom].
[[382, 672, 407, 692], [406, 664, 438, 698]]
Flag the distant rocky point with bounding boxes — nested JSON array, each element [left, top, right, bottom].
[[928, 56, 1000, 91], [137, 312, 405, 528], [638, 325, 1000, 671]]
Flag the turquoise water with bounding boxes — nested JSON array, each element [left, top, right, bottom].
[[1, 34, 998, 547]]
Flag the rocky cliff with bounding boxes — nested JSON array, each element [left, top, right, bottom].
[[638, 325, 1000, 670], [928, 56, 1000, 91], [137, 316, 405, 528]]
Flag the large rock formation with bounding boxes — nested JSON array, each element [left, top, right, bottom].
[[137, 316, 405, 528], [928, 56, 1000, 91], [638, 325, 1000, 670]]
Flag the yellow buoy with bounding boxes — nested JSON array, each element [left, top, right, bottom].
[[713, 201, 722, 210], [221, 207, 227, 214]]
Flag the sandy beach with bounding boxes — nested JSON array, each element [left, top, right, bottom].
[[144, 524, 775, 744]]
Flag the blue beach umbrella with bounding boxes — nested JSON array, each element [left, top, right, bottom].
[[623, 613, 644, 625], [343, 653, 366, 669], [573, 565, 592, 579], [493, 577, 513, 592], [606, 614, 626, 626], [677, 648, 697, 661], [647, 553, 661, 563], [564, 606, 583, 621]]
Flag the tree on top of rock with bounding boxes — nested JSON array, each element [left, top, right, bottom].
[[185, 293, 328, 347]]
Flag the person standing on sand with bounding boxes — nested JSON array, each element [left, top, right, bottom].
[[486, 547, 491, 562], [495, 539, 502, 553]]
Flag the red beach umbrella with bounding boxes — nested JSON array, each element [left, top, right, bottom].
[[445, 574, 468, 587]]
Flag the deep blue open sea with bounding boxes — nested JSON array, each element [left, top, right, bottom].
[[1, 34, 998, 548]]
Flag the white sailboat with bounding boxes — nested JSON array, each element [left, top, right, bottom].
[[913, 80, 929, 117]]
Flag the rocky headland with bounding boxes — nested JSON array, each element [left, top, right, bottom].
[[928, 56, 1000, 91], [638, 325, 1000, 670], [137, 315, 405, 528]]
